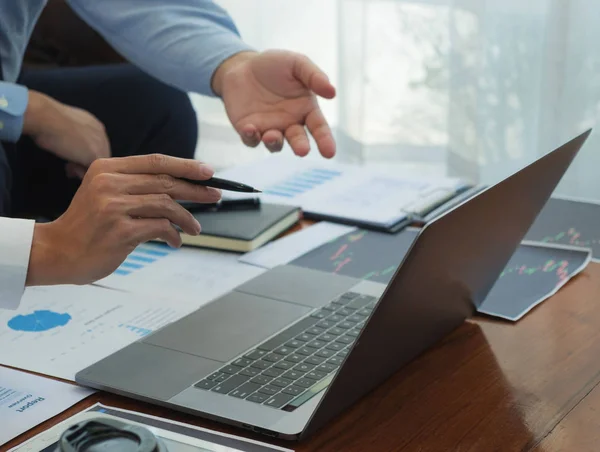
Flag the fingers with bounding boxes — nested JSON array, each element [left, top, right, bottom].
[[262, 129, 284, 153], [127, 194, 201, 236], [285, 125, 310, 157], [292, 55, 336, 99], [91, 121, 111, 160], [123, 174, 222, 203], [130, 218, 183, 249], [65, 163, 81, 179], [93, 154, 215, 181], [71, 164, 87, 179], [240, 110, 335, 158], [66, 163, 87, 180], [240, 125, 261, 147], [236, 113, 294, 153], [305, 109, 336, 158], [96, 132, 111, 160]]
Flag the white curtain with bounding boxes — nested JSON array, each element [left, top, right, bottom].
[[194, 0, 600, 198]]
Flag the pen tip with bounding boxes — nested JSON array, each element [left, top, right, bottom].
[[253, 189, 262, 193]]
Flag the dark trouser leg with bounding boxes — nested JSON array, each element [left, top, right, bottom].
[[7, 63, 198, 219], [0, 142, 12, 217]]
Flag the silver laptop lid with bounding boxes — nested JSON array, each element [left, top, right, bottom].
[[301, 129, 591, 438]]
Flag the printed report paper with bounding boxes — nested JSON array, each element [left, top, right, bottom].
[[0, 366, 93, 446], [239, 222, 357, 269], [96, 241, 265, 302], [218, 154, 468, 229], [0, 285, 194, 381]]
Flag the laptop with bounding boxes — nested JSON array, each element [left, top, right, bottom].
[[76, 129, 591, 441]]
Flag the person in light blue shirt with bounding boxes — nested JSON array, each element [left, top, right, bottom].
[[0, 0, 337, 309]]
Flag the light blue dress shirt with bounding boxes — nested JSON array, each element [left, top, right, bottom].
[[0, 0, 253, 310], [0, 0, 253, 143]]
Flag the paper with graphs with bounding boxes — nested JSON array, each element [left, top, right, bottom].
[[239, 222, 357, 269], [219, 154, 468, 229], [0, 366, 93, 446], [96, 241, 265, 303], [0, 285, 194, 381]]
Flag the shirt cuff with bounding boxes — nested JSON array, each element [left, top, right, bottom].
[[0, 218, 35, 310], [202, 37, 256, 97], [0, 82, 28, 142]]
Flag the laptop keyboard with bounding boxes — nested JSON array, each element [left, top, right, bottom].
[[194, 291, 377, 411]]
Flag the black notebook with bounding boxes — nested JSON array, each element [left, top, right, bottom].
[[180, 203, 302, 252]]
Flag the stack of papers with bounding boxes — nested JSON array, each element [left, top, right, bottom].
[[0, 366, 93, 446], [0, 240, 270, 383], [218, 154, 469, 231]]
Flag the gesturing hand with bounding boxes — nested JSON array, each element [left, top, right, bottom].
[[26, 154, 221, 286], [213, 50, 337, 158]]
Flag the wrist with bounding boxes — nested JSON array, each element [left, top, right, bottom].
[[22, 90, 50, 137], [26, 222, 70, 286], [211, 51, 258, 97]]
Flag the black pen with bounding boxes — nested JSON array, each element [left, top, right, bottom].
[[178, 198, 261, 212], [180, 176, 261, 193]]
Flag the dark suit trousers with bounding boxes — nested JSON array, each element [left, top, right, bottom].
[[0, 64, 198, 219]]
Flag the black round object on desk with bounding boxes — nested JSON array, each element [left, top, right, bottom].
[[56, 417, 168, 452]]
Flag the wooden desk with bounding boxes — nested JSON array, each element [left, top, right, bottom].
[[5, 223, 600, 451]]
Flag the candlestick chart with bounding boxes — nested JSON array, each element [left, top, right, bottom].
[[480, 243, 589, 319], [525, 197, 600, 260], [290, 228, 419, 284], [291, 225, 590, 320]]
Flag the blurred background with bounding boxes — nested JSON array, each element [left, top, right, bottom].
[[26, 0, 600, 197]]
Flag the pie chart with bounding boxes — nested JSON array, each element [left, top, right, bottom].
[[8, 310, 72, 332]]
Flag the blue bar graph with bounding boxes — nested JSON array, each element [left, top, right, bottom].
[[113, 242, 175, 277], [114, 269, 132, 276], [121, 261, 144, 269], [127, 254, 156, 263], [263, 168, 342, 199], [119, 324, 152, 337], [135, 247, 169, 257]]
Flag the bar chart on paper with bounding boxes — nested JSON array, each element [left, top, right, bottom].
[[261, 168, 343, 199], [113, 242, 176, 276], [219, 155, 469, 229], [97, 243, 265, 305]]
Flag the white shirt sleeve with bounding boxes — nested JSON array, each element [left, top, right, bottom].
[[0, 218, 34, 310]]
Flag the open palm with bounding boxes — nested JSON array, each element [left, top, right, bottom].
[[220, 50, 337, 158]]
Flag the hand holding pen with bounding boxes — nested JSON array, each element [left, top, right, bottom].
[[180, 176, 261, 193], [177, 176, 262, 212]]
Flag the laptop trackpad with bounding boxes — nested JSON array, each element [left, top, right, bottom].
[[143, 291, 311, 363]]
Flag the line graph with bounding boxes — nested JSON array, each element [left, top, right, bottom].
[[499, 259, 570, 285], [291, 228, 418, 283], [480, 245, 589, 320], [328, 234, 398, 279], [291, 226, 590, 320], [539, 227, 600, 249], [525, 197, 600, 260]]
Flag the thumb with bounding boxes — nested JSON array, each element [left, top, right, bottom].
[[65, 162, 88, 180], [292, 54, 336, 99]]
